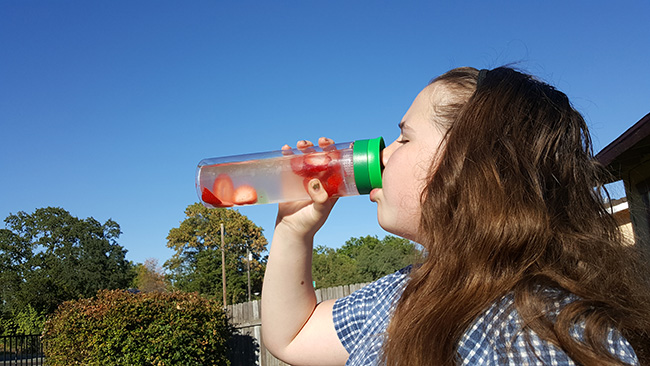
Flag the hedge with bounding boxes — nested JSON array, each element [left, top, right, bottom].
[[42, 290, 232, 366]]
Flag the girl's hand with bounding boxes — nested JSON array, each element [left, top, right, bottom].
[[263, 137, 348, 364], [275, 137, 338, 238]]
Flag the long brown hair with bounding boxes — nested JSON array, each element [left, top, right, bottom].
[[383, 67, 650, 365]]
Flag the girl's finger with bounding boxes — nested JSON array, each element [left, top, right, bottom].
[[307, 178, 339, 223], [318, 137, 334, 148], [296, 140, 314, 149], [306, 178, 327, 203], [297, 140, 316, 153], [281, 143, 295, 156]]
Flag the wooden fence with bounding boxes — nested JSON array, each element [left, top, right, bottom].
[[226, 282, 369, 366]]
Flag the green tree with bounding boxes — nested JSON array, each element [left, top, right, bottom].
[[311, 245, 364, 288], [311, 235, 421, 288], [0, 304, 45, 336], [339, 235, 421, 282], [165, 203, 267, 304], [0, 207, 135, 317], [132, 258, 167, 293]]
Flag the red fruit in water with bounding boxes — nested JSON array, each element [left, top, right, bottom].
[[325, 147, 341, 160], [327, 159, 341, 176], [202, 188, 232, 207], [233, 185, 258, 205], [303, 153, 331, 174], [290, 156, 306, 175], [202, 188, 221, 206], [324, 173, 343, 197], [213, 174, 234, 205], [301, 173, 343, 198]]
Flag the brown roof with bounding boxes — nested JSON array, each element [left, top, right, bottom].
[[595, 112, 650, 182]]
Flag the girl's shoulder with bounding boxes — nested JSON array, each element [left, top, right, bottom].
[[333, 265, 411, 321], [332, 266, 411, 363], [358, 265, 412, 298], [458, 291, 639, 365]]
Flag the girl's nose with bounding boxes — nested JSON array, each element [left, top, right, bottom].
[[382, 140, 396, 167]]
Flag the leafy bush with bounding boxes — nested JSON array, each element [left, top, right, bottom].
[[42, 290, 232, 366], [1, 304, 46, 336]]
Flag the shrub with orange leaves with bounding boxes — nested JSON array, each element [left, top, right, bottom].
[[42, 290, 232, 365]]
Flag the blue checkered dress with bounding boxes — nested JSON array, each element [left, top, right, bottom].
[[332, 267, 639, 365]]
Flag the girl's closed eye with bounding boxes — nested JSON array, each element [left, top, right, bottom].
[[397, 138, 409, 144]]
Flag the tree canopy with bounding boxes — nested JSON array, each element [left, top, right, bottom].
[[0, 207, 135, 316], [132, 258, 167, 293], [164, 203, 267, 305], [312, 235, 421, 288]]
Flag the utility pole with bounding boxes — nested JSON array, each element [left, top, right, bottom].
[[221, 223, 227, 308], [246, 247, 251, 302]]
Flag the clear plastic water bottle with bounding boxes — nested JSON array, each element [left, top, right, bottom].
[[196, 137, 384, 207]]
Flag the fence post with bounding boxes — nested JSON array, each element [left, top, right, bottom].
[[0, 334, 45, 365]]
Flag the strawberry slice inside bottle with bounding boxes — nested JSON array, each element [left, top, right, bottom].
[[302, 153, 331, 174], [233, 185, 258, 205], [324, 172, 343, 196], [294, 148, 344, 198], [202, 188, 232, 207], [213, 173, 235, 206], [290, 156, 306, 175]]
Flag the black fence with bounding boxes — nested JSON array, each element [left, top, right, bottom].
[[0, 334, 45, 366]]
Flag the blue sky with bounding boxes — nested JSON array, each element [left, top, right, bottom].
[[2, 1, 649, 266]]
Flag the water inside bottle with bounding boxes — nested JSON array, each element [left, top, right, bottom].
[[197, 148, 358, 207]]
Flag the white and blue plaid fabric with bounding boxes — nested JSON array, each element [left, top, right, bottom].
[[333, 267, 639, 366]]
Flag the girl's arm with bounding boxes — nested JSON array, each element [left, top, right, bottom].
[[261, 138, 348, 366]]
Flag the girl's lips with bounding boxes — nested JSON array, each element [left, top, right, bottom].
[[369, 188, 381, 202]]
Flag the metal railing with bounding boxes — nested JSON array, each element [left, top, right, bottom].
[[0, 334, 45, 366]]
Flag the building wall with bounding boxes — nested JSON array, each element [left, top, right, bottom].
[[611, 200, 635, 245], [622, 159, 650, 250]]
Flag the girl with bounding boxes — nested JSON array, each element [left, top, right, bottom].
[[261, 67, 650, 365]]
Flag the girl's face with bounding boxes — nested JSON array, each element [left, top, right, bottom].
[[370, 83, 449, 242]]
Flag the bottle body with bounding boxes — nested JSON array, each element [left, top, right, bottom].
[[196, 138, 384, 208]]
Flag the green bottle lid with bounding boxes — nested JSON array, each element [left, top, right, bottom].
[[352, 137, 385, 194]]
